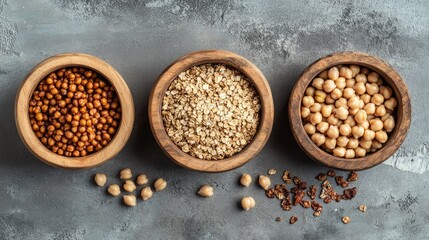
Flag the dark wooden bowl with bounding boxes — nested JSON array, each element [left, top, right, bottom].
[[15, 53, 135, 169], [148, 50, 274, 172], [289, 51, 411, 170]]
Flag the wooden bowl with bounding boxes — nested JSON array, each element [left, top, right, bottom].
[[289, 51, 411, 170], [15, 53, 135, 169], [149, 50, 274, 172]]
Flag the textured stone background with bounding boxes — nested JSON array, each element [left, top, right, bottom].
[[0, 0, 428, 239]]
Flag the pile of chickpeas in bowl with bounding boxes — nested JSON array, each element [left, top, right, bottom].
[[301, 64, 398, 158]]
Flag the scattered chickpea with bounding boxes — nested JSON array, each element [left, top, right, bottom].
[[197, 185, 214, 197], [107, 184, 121, 196], [154, 178, 167, 191], [123, 180, 136, 192], [120, 168, 132, 180], [94, 173, 106, 187], [258, 175, 271, 190], [241, 196, 256, 211], [240, 174, 252, 187], [141, 187, 153, 201], [123, 195, 136, 207], [136, 174, 148, 185]]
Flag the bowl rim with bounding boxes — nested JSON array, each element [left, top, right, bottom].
[[148, 50, 274, 172], [15, 53, 135, 169], [288, 51, 411, 170]]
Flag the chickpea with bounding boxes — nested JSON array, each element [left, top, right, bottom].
[[198, 185, 214, 197], [384, 98, 398, 110], [343, 88, 355, 99], [380, 85, 393, 99], [94, 173, 106, 187], [314, 90, 327, 103], [344, 149, 355, 159], [337, 136, 349, 147], [335, 77, 346, 89], [310, 112, 323, 125], [301, 107, 310, 118], [371, 93, 384, 105], [359, 120, 370, 129], [123, 180, 136, 192], [304, 123, 316, 135], [325, 95, 335, 104], [123, 195, 136, 207], [136, 174, 148, 185], [375, 105, 387, 117], [375, 131, 388, 143], [154, 178, 167, 191], [333, 147, 346, 157], [240, 174, 252, 187], [305, 86, 315, 96], [310, 102, 322, 113], [302, 96, 315, 107], [363, 129, 375, 141], [347, 138, 359, 149], [326, 125, 340, 139], [345, 79, 356, 88], [354, 110, 367, 124], [355, 73, 367, 83], [258, 175, 271, 190], [381, 113, 391, 122], [347, 96, 360, 109], [370, 119, 384, 131], [355, 147, 366, 157], [321, 105, 334, 118], [141, 187, 153, 201], [317, 122, 329, 134], [349, 108, 359, 115], [372, 140, 383, 149], [359, 139, 372, 149], [366, 83, 379, 95], [312, 78, 325, 90], [339, 124, 352, 136], [120, 168, 132, 180], [353, 82, 366, 95], [107, 184, 121, 196], [241, 196, 256, 211], [318, 70, 328, 79], [327, 114, 339, 125], [322, 80, 336, 93], [334, 107, 349, 120], [360, 93, 371, 104], [328, 67, 340, 80], [360, 67, 370, 75], [339, 67, 353, 79], [335, 98, 348, 108], [367, 72, 379, 83], [349, 65, 360, 77], [344, 116, 356, 127], [363, 103, 376, 115], [383, 116, 395, 132], [324, 138, 337, 150], [311, 133, 326, 146], [330, 88, 343, 100]]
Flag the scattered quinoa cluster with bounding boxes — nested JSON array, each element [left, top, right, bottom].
[[93, 168, 167, 207], [29, 67, 121, 157], [162, 64, 261, 160], [301, 65, 398, 158]]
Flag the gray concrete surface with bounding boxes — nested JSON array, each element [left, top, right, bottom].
[[0, 0, 428, 239]]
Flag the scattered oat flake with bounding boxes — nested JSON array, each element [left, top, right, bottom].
[[268, 168, 277, 175], [359, 205, 367, 212]]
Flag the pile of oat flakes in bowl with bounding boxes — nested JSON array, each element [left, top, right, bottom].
[[161, 63, 261, 160]]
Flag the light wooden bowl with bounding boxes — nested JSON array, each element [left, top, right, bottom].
[[149, 50, 274, 172], [289, 51, 411, 170], [15, 53, 135, 169]]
